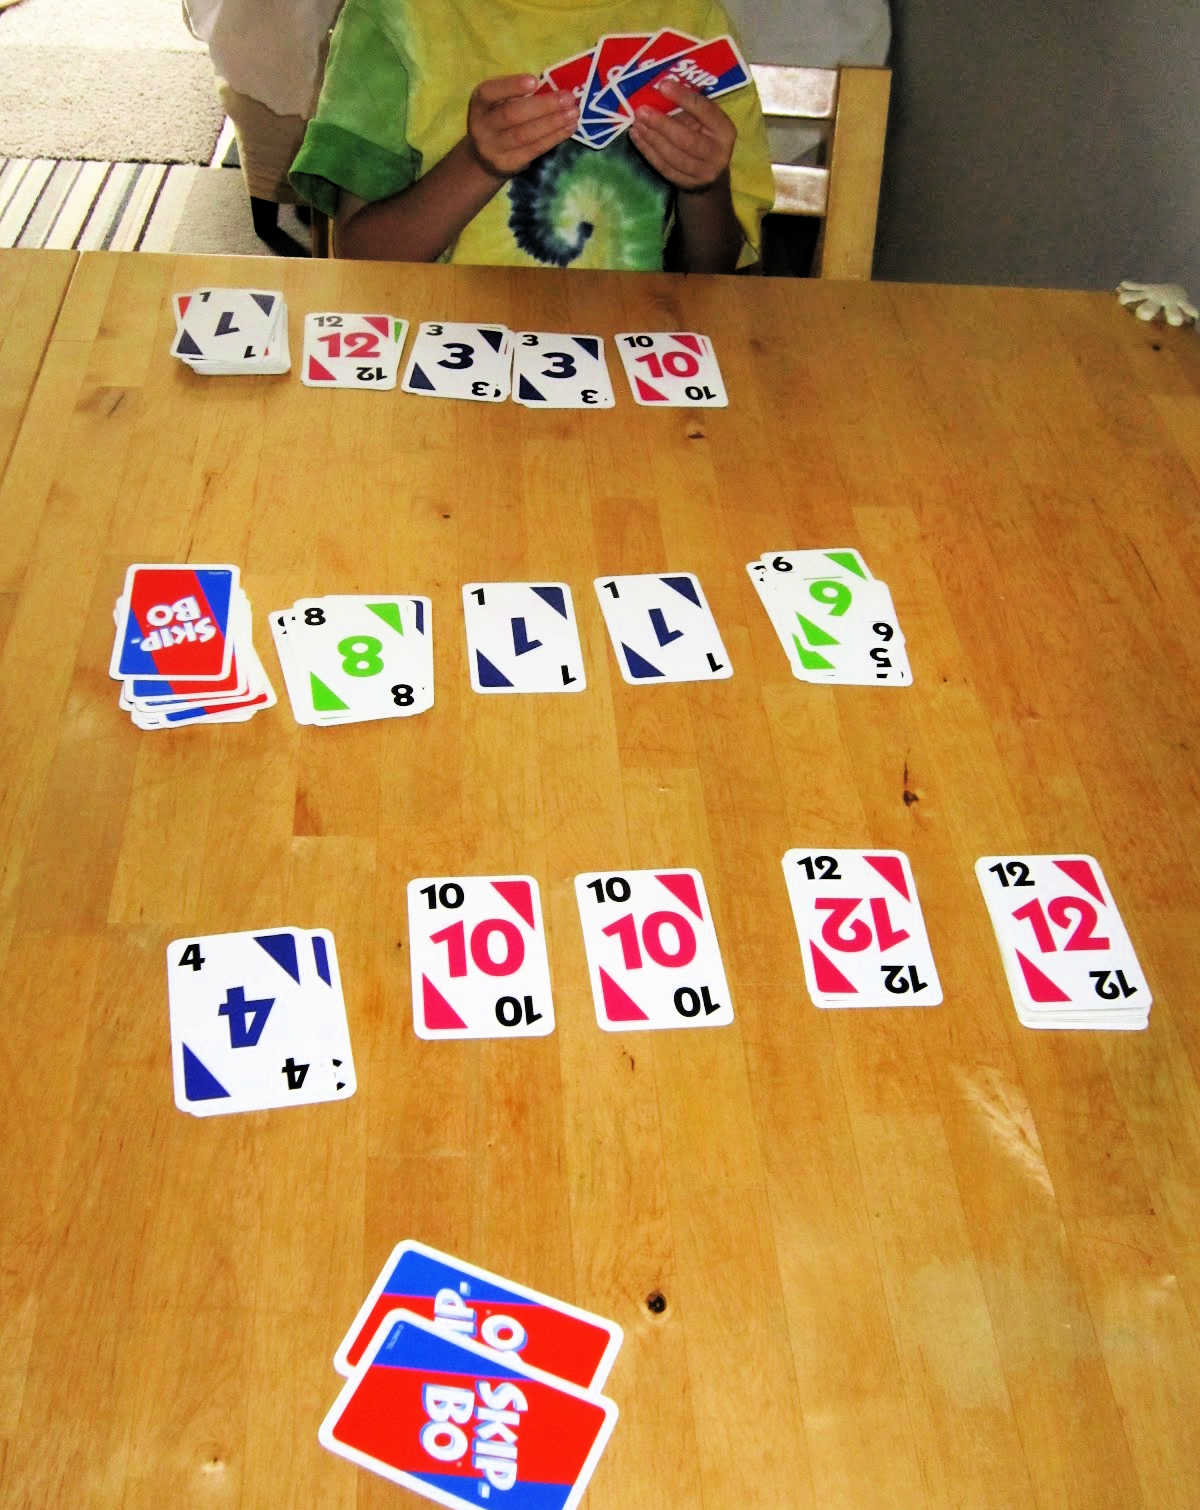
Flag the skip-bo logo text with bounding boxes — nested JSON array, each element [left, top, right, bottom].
[[433, 1286, 529, 1356], [136, 595, 217, 652], [421, 1378, 528, 1492], [669, 60, 720, 90]]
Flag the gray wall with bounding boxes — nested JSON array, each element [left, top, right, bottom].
[[875, 0, 1200, 291]]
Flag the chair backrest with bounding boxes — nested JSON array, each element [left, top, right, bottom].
[[750, 63, 891, 280]]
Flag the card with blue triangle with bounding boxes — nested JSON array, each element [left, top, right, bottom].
[[170, 287, 290, 376], [401, 321, 512, 402], [166, 927, 356, 1116], [268, 594, 434, 725], [593, 571, 732, 684], [462, 581, 586, 694], [511, 332, 615, 408]]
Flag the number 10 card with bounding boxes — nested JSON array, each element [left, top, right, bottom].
[[407, 876, 555, 1039]]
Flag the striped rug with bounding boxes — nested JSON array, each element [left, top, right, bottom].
[[0, 120, 260, 254]]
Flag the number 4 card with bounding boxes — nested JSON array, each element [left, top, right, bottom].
[[781, 848, 942, 1008], [975, 854, 1151, 1029], [574, 868, 734, 1030], [407, 876, 555, 1039]]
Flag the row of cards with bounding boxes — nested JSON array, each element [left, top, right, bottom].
[[164, 853, 1149, 1117], [167, 926, 355, 1117], [320, 1240, 621, 1507], [108, 564, 275, 727], [538, 28, 751, 150], [170, 290, 730, 408], [401, 323, 726, 407]]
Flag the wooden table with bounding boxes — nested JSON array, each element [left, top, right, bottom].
[[2, 251, 1199, 1509], [0, 248, 76, 487]]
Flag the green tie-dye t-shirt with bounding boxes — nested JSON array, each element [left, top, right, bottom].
[[290, 0, 774, 270]]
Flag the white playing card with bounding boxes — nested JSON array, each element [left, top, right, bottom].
[[781, 848, 942, 1008], [511, 332, 615, 408], [594, 572, 731, 683], [614, 331, 727, 406], [748, 556, 910, 685], [462, 582, 586, 693], [269, 595, 433, 725], [166, 927, 355, 1116], [975, 854, 1151, 1029], [301, 312, 408, 389], [574, 868, 734, 1031], [402, 321, 512, 401], [172, 288, 290, 374], [407, 876, 556, 1039]]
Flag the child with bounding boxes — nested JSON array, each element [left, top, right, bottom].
[[289, 0, 775, 272]]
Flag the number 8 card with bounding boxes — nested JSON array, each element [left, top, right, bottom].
[[574, 868, 734, 1030], [407, 876, 556, 1039]]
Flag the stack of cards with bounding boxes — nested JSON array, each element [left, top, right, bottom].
[[594, 571, 732, 683], [463, 582, 586, 693], [166, 927, 355, 1116], [171, 287, 290, 375], [747, 548, 912, 685], [301, 312, 408, 389], [407, 875, 556, 1040], [109, 563, 275, 729], [782, 849, 943, 1008], [321, 1240, 621, 1508], [575, 868, 734, 1030], [975, 854, 1151, 1029], [269, 593, 433, 725], [614, 331, 727, 406], [538, 29, 751, 150]]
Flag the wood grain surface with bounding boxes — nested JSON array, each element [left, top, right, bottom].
[[0, 248, 75, 486], [1, 250, 1198, 1509]]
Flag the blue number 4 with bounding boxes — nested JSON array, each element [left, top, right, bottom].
[[218, 985, 274, 1048]]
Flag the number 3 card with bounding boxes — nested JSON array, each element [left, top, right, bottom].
[[975, 854, 1151, 1029], [407, 876, 556, 1039], [574, 868, 734, 1030], [782, 849, 942, 1008]]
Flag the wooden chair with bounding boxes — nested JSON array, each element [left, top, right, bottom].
[[750, 64, 891, 280]]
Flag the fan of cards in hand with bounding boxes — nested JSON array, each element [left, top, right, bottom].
[[171, 287, 290, 374], [538, 28, 752, 149], [108, 563, 275, 729]]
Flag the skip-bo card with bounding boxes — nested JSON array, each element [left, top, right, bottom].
[[781, 849, 943, 1008], [110, 563, 240, 682], [462, 582, 586, 693], [975, 854, 1151, 1028], [407, 876, 555, 1040], [614, 331, 727, 406], [301, 312, 408, 389], [574, 868, 734, 1031], [594, 572, 731, 683], [334, 1240, 623, 1388], [166, 927, 355, 1116], [320, 1309, 618, 1510]]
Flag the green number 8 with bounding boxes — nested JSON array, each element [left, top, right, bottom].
[[338, 634, 384, 677]]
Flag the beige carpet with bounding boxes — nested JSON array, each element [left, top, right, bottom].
[[0, 0, 224, 162]]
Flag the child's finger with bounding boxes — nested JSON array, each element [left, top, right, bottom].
[[474, 73, 540, 105]]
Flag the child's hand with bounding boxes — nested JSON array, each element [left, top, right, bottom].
[[628, 77, 736, 191], [467, 75, 578, 178]]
